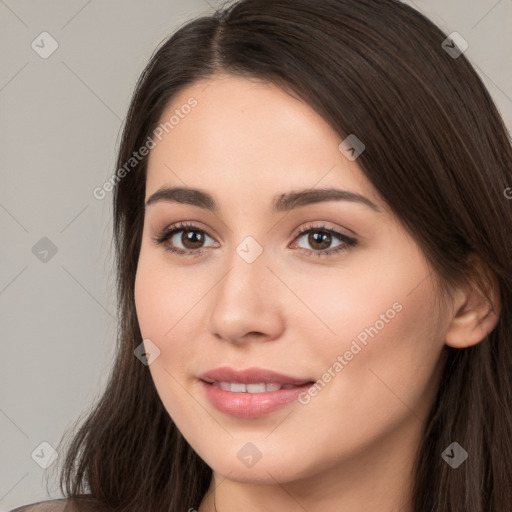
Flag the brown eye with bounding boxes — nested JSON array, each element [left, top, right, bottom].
[[180, 229, 206, 249], [291, 224, 358, 257], [307, 231, 332, 250], [152, 222, 219, 256]]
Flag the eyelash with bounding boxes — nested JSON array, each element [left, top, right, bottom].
[[151, 221, 358, 258]]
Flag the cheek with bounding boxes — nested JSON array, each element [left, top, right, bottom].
[[346, 296, 442, 434], [274, 256, 414, 354], [134, 246, 191, 339], [134, 247, 204, 389], [134, 258, 199, 429], [288, 247, 444, 422]]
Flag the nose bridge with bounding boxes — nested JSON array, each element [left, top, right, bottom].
[[207, 238, 283, 342], [219, 232, 272, 299], [216, 241, 271, 314]]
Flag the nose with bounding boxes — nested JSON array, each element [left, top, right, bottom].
[[206, 246, 285, 345]]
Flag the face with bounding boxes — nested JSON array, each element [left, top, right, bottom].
[[134, 74, 450, 485]]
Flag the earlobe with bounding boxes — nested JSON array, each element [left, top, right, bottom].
[[444, 273, 501, 349]]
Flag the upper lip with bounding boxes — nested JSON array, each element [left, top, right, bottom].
[[199, 367, 314, 385]]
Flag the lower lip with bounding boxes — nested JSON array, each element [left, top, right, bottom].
[[200, 380, 314, 418]]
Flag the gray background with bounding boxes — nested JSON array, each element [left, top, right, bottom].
[[1, 1, 511, 510]]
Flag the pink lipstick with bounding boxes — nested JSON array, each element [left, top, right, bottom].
[[198, 367, 315, 418]]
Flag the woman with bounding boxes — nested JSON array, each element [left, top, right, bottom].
[[12, 0, 512, 511]]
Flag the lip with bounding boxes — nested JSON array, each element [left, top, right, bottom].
[[198, 367, 315, 419], [199, 366, 313, 386]]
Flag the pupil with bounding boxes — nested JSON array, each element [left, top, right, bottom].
[[183, 230, 204, 249], [309, 231, 331, 250]]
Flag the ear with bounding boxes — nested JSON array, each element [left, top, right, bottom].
[[444, 259, 501, 349]]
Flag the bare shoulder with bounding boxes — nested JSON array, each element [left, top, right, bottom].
[[9, 498, 72, 512]]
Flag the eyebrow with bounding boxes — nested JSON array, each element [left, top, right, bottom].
[[145, 186, 381, 213]]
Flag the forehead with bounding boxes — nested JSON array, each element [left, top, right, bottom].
[[145, 74, 378, 207]]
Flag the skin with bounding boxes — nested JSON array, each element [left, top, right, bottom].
[[134, 74, 500, 512]]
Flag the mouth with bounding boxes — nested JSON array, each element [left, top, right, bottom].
[[199, 366, 315, 387], [201, 381, 313, 393], [198, 367, 316, 418]]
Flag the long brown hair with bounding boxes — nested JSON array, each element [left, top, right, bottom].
[[54, 0, 512, 510]]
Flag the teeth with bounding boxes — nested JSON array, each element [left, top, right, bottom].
[[211, 382, 299, 393], [246, 383, 266, 393], [231, 382, 247, 393]]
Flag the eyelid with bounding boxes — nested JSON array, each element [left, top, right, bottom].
[[153, 220, 220, 241], [290, 221, 356, 240], [288, 222, 358, 255], [151, 221, 219, 247]]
